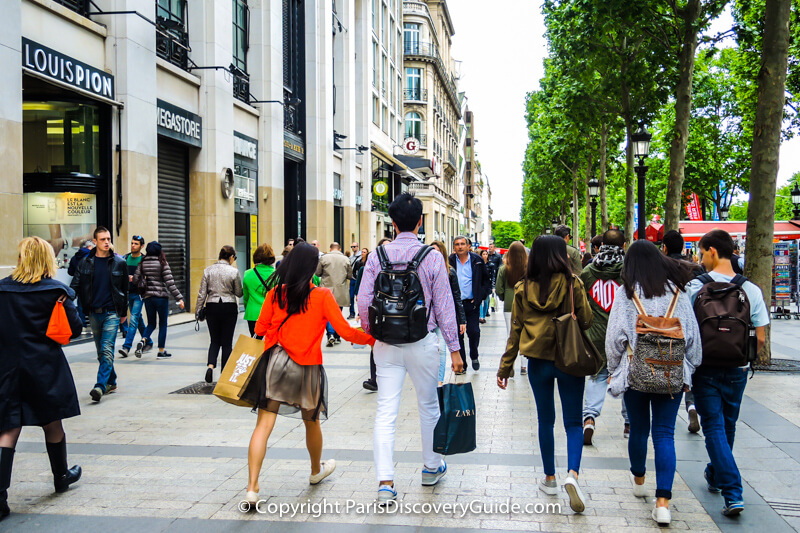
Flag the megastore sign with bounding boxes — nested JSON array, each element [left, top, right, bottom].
[[157, 99, 202, 148]]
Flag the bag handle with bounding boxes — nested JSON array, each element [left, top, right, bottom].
[[568, 277, 576, 320], [254, 268, 270, 292], [665, 290, 680, 319], [56, 294, 67, 304]]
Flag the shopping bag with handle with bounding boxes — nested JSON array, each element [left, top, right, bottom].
[[213, 334, 267, 407], [46, 295, 72, 345], [433, 378, 477, 455]]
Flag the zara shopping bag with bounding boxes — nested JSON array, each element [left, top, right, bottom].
[[213, 334, 267, 407], [433, 381, 477, 455]]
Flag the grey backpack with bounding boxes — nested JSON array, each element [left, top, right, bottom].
[[627, 291, 686, 398]]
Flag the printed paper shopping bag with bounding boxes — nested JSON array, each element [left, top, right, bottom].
[[213, 335, 266, 407], [433, 382, 477, 455]]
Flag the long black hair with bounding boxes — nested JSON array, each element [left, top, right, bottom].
[[525, 235, 573, 305], [268, 242, 319, 316], [622, 240, 696, 299]]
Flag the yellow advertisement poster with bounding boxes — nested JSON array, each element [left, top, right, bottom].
[[250, 215, 258, 260]]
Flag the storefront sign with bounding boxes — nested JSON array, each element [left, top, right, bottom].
[[403, 137, 420, 155], [22, 38, 114, 100], [685, 193, 702, 221], [234, 132, 258, 160], [156, 99, 202, 148], [333, 189, 344, 201], [373, 181, 388, 197], [284, 135, 305, 161]]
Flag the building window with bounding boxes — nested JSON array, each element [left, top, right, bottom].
[[156, 0, 189, 70], [373, 41, 379, 87], [404, 111, 421, 140], [403, 23, 420, 54], [372, 0, 378, 34], [283, 0, 304, 133], [382, 105, 388, 134], [232, 0, 250, 103], [53, 0, 90, 16], [373, 97, 380, 126], [405, 68, 421, 100]]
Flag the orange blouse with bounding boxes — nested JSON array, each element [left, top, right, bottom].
[[254, 285, 374, 365]]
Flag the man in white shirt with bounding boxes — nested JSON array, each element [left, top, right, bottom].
[[685, 229, 769, 518]]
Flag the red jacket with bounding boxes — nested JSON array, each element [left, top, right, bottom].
[[255, 285, 374, 365]]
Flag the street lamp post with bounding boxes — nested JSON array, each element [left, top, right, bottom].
[[588, 177, 600, 238], [719, 205, 730, 221], [792, 181, 800, 220], [632, 124, 652, 241], [551, 217, 559, 232]]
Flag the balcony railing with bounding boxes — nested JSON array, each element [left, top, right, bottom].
[[403, 41, 459, 108], [156, 27, 189, 70], [233, 76, 250, 104], [53, 0, 90, 16], [447, 152, 457, 169], [404, 88, 428, 102], [403, 1, 432, 19]]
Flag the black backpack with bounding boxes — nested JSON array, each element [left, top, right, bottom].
[[368, 245, 434, 345], [693, 273, 757, 368]]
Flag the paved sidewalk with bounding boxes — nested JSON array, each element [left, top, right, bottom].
[[4, 311, 800, 532]]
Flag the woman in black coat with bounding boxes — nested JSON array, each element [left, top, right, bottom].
[[0, 237, 83, 520]]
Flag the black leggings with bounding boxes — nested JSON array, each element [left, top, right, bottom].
[[206, 302, 238, 368]]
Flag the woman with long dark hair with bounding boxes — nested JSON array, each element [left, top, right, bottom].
[[244, 243, 374, 504], [605, 240, 701, 527], [479, 249, 492, 323], [496, 241, 527, 375], [497, 235, 593, 513], [132, 241, 184, 358]]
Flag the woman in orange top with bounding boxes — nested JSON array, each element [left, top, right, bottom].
[[244, 243, 374, 505]]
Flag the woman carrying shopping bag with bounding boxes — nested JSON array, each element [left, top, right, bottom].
[[496, 235, 593, 513], [244, 243, 374, 505]]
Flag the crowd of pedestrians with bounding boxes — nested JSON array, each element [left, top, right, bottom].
[[0, 196, 769, 527]]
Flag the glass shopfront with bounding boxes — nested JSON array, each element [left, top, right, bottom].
[[22, 98, 111, 283]]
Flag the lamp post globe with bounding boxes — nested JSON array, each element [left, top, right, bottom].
[[792, 182, 800, 204], [720, 206, 730, 221], [588, 178, 600, 237]]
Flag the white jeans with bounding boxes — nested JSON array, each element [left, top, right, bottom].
[[373, 332, 443, 481]]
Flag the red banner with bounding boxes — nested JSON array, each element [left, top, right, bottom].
[[685, 193, 702, 221]]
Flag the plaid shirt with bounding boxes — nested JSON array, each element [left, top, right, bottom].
[[357, 232, 460, 352]]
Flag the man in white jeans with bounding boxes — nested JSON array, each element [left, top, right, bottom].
[[358, 193, 463, 505]]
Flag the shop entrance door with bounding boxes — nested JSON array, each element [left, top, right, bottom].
[[157, 140, 189, 313]]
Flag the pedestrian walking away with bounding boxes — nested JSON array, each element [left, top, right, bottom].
[[449, 235, 491, 371], [241, 242, 374, 507], [358, 193, 463, 505], [430, 240, 466, 385], [496, 241, 527, 377], [131, 241, 185, 360], [362, 237, 392, 392], [119, 235, 150, 358], [686, 229, 769, 517], [479, 249, 492, 323], [662, 229, 704, 433], [242, 243, 276, 339], [0, 237, 84, 520], [316, 242, 354, 346], [605, 240, 702, 527], [579, 229, 629, 444], [71, 227, 129, 402], [555, 225, 584, 274], [348, 241, 360, 319], [197, 246, 244, 383], [497, 235, 593, 514]]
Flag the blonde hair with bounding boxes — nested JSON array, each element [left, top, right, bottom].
[[13, 237, 57, 284]]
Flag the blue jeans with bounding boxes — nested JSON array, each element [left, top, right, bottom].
[[122, 294, 147, 350], [349, 279, 357, 317], [692, 367, 748, 503], [527, 358, 584, 475], [584, 367, 629, 423], [89, 311, 120, 392], [326, 307, 343, 340], [143, 297, 170, 349], [624, 388, 683, 500]]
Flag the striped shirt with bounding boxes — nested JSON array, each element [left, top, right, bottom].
[[357, 232, 460, 352]]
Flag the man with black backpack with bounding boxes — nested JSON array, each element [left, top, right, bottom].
[[686, 229, 769, 517], [357, 193, 463, 506]]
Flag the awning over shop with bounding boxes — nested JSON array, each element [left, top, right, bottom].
[[396, 155, 435, 179], [674, 220, 800, 242]]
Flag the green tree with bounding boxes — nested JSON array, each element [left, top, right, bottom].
[[491, 220, 524, 248]]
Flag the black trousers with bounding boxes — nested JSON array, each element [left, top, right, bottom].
[[459, 299, 481, 363], [369, 348, 376, 382], [206, 302, 238, 368], [247, 320, 263, 340]]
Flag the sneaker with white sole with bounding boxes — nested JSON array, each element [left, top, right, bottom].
[[630, 473, 648, 498], [421, 461, 447, 486], [583, 418, 595, 446], [377, 484, 397, 506], [134, 341, 144, 358], [722, 500, 744, 517], [539, 478, 558, 496], [309, 459, 336, 485], [564, 472, 586, 513], [652, 504, 671, 526]]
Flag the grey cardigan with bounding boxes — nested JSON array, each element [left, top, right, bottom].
[[195, 260, 243, 317], [605, 284, 702, 398]]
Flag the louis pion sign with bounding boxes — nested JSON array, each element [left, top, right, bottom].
[[22, 38, 114, 100]]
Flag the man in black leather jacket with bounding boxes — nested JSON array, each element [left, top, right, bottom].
[[71, 227, 128, 403]]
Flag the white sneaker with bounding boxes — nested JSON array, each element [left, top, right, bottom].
[[564, 472, 586, 513], [309, 459, 336, 485], [538, 477, 558, 495], [652, 504, 671, 526], [630, 473, 648, 498]]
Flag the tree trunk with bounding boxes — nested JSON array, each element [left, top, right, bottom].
[[600, 125, 609, 231], [664, 0, 701, 232], [572, 167, 580, 242], [585, 155, 593, 243], [744, 0, 791, 366], [624, 117, 635, 244]]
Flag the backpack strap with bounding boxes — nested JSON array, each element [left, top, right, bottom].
[[376, 245, 391, 270], [253, 267, 270, 291], [730, 274, 748, 287], [665, 290, 680, 319], [631, 292, 648, 316], [408, 245, 433, 270], [696, 273, 715, 285]]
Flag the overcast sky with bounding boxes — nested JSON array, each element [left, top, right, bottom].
[[447, 3, 798, 223]]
